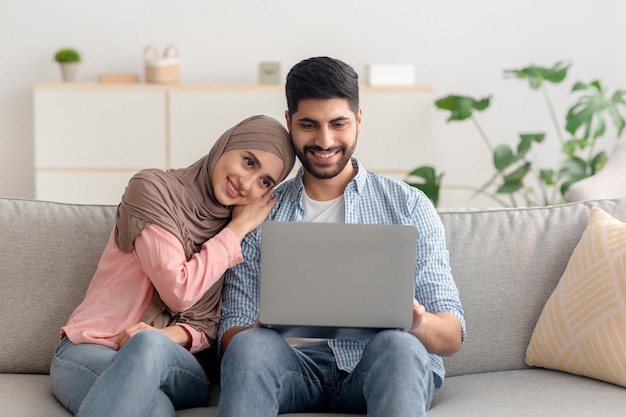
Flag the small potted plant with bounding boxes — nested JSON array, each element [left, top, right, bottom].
[[54, 48, 81, 82]]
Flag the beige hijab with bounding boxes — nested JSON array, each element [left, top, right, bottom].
[[114, 115, 295, 344]]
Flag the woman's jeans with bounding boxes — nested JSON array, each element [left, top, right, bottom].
[[50, 330, 210, 417], [218, 328, 435, 417]]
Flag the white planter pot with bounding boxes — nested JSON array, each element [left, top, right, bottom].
[[59, 63, 79, 82]]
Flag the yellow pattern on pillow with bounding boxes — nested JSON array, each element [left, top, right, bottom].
[[525, 207, 626, 387]]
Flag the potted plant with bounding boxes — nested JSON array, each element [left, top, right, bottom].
[[54, 48, 81, 82], [405, 61, 625, 208]]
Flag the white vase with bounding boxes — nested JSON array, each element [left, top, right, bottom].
[[59, 63, 79, 82]]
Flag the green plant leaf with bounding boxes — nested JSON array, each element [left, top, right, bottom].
[[565, 80, 626, 141], [434, 95, 491, 122], [503, 162, 531, 182], [539, 169, 555, 185], [558, 156, 587, 180], [517, 133, 545, 157], [557, 156, 587, 198], [560, 180, 577, 197], [565, 105, 592, 139], [493, 144, 517, 170], [594, 115, 606, 139], [612, 89, 626, 104], [608, 106, 626, 138], [562, 138, 588, 156], [590, 151, 607, 175], [54, 48, 81, 63], [503, 61, 570, 90], [473, 97, 491, 111], [544, 62, 570, 83], [496, 162, 531, 194], [496, 180, 523, 194], [609, 90, 626, 137], [519, 133, 546, 143], [406, 165, 436, 182], [404, 165, 443, 207]]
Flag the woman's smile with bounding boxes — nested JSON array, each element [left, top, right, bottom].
[[226, 178, 242, 198]]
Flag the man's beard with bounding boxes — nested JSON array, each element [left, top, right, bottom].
[[295, 138, 357, 180]]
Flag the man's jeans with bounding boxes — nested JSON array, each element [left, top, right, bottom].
[[218, 328, 435, 417], [50, 330, 210, 417]]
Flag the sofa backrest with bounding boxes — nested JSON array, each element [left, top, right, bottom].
[[0, 198, 116, 374], [438, 197, 626, 377], [2, 196, 626, 377]]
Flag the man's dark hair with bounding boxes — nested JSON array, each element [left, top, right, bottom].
[[285, 56, 359, 117]]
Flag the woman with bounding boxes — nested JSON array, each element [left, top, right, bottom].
[[50, 115, 296, 417]]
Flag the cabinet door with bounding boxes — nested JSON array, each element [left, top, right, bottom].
[[34, 90, 167, 169], [35, 171, 134, 205], [168, 89, 286, 168], [34, 88, 167, 204]]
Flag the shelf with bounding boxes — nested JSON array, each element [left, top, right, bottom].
[[33, 82, 432, 93]]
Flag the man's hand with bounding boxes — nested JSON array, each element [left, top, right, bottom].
[[221, 317, 260, 353], [411, 298, 427, 329], [408, 298, 462, 357], [115, 322, 192, 350]]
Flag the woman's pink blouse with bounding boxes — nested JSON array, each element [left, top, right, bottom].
[[62, 224, 243, 353]]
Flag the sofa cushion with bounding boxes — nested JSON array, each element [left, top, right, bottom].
[[437, 198, 626, 377], [0, 374, 73, 416], [428, 369, 626, 417], [525, 207, 626, 386], [0, 198, 116, 374]]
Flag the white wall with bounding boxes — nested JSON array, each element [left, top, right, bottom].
[[2, 0, 625, 207]]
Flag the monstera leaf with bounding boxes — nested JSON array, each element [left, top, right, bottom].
[[435, 95, 491, 121], [504, 61, 570, 89], [565, 80, 626, 141], [405, 166, 444, 207]]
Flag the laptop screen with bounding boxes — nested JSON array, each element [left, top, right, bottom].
[[258, 221, 418, 338]]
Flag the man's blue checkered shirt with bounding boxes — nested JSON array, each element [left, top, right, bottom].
[[218, 159, 465, 389]]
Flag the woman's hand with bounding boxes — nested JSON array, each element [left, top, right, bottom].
[[116, 322, 192, 350], [227, 191, 278, 241]]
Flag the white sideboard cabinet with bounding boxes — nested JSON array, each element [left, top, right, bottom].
[[34, 83, 433, 205]]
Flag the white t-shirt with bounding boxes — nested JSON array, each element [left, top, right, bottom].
[[302, 190, 345, 223]]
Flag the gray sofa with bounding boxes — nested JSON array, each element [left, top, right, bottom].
[[1, 196, 626, 416]]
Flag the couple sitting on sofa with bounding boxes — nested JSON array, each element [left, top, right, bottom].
[[50, 56, 465, 417]]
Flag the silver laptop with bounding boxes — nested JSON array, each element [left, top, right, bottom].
[[258, 221, 418, 338]]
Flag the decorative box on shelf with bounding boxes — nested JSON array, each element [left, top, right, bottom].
[[365, 64, 416, 86], [144, 45, 180, 84]]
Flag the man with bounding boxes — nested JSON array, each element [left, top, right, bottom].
[[217, 56, 465, 417]]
